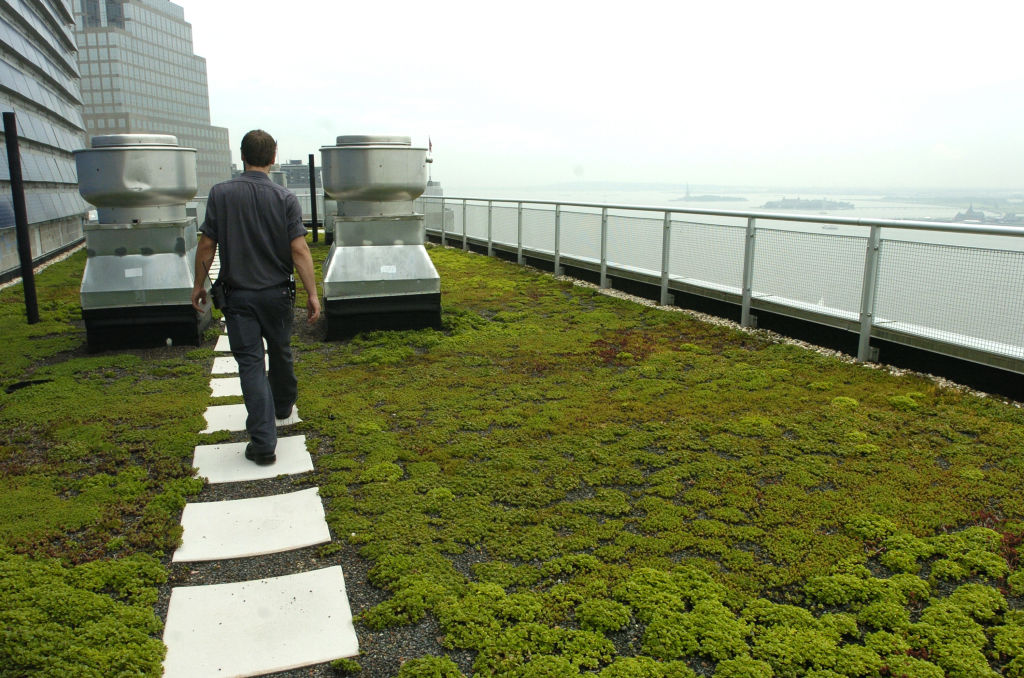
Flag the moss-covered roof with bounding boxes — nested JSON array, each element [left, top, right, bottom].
[[2, 241, 1024, 676]]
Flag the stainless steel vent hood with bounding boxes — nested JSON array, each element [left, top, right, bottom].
[[74, 134, 212, 348], [319, 135, 441, 338]]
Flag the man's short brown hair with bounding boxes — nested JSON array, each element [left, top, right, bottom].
[[241, 129, 276, 167]]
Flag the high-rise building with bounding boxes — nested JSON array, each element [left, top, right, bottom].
[[72, 0, 230, 195], [280, 159, 322, 190], [1, 0, 89, 280]]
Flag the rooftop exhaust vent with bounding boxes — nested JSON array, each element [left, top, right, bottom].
[[73, 134, 210, 348], [318, 134, 441, 338], [91, 134, 181, 147]]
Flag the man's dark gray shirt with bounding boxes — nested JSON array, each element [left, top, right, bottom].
[[200, 171, 308, 290]]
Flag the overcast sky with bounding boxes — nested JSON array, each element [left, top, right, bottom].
[[174, 0, 1022, 193]]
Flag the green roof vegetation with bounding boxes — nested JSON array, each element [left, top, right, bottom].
[[2, 240, 1024, 676]]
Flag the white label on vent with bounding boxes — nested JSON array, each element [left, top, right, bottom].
[[380, 265, 397, 274], [125, 268, 143, 278]]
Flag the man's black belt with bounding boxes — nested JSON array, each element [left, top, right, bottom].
[[229, 281, 292, 291]]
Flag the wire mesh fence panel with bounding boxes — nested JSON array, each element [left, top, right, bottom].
[[293, 193, 327, 223], [523, 207, 555, 254], [191, 197, 208, 226], [607, 213, 664, 274], [466, 202, 489, 240], [559, 209, 603, 262], [874, 240, 1024, 358], [490, 203, 519, 247], [422, 195, 1023, 367], [669, 220, 746, 292], [419, 197, 445, 234], [295, 193, 309, 220], [450, 200, 465, 240], [752, 228, 867, 316]]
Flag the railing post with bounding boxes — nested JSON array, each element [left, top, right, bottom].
[[487, 200, 493, 257], [554, 204, 563, 276], [741, 216, 757, 327], [3, 112, 39, 324], [308, 153, 318, 243], [462, 199, 468, 251], [660, 211, 672, 306], [517, 202, 524, 265], [440, 197, 446, 246], [600, 207, 609, 288], [857, 225, 882, 362]]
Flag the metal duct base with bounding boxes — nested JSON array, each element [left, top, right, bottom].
[[325, 292, 441, 339], [83, 304, 212, 350], [322, 240, 442, 338], [80, 220, 200, 310], [78, 216, 210, 349]]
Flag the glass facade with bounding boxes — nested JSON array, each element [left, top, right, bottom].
[[1, 0, 88, 278], [72, 0, 230, 195], [280, 159, 322, 190]]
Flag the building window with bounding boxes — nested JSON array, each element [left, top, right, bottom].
[[84, 0, 101, 27], [106, 0, 125, 28]]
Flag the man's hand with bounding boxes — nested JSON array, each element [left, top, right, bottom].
[[306, 293, 321, 324], [291, 235, 321, 325], [191, 285, 208, 312], [192, 234, 217, 312]]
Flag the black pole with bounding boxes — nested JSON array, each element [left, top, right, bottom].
[[308, 153, 318, 243], [3, 112, 39, 324]]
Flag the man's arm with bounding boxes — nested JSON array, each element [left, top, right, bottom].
[[290, 235, 321, 323], [191, 234, 217, 312]]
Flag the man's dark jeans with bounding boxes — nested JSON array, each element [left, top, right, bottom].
[[223, 286, 297, 454]]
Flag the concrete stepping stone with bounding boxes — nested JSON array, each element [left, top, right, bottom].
[[162, 566, 358, 677], [212, 354, 268, 375], [202, 404, 301, 433], [210, 376, 242, 398], [276, 404, 298, 422], [173, 487, 330, 562], [208, 376, 297, 399], [192, 435, 314, 484], [214, 335, 267, 353]]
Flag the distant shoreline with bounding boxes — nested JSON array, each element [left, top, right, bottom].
[[670, 195, 748, 203], [761, 197, 855, 210]]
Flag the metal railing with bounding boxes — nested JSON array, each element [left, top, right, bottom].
[[416, 196, 1024, 373], [186, 190, 1024, 372], [188, 193, 324, 229]]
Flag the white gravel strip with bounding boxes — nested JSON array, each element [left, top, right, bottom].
[[0, 242, 85, 292]]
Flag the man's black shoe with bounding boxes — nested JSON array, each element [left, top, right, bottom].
[[275, 403, 294, 419], [244, 443, 276, 465]]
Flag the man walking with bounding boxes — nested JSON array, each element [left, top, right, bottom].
[[191, 129, 320, 465]]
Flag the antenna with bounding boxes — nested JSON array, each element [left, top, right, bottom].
[[426, 137, 434, 182]]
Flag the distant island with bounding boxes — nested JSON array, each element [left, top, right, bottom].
[[761, 197, 855, 210], [671, 185, 747, 203], [672, 194, 748, 203]]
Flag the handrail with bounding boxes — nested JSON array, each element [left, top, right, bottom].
[[191, 190, 1024, 372], [417, 194, 1024, 374], [199, 190, 1024, 239], [431, 195, 1024, 238]]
